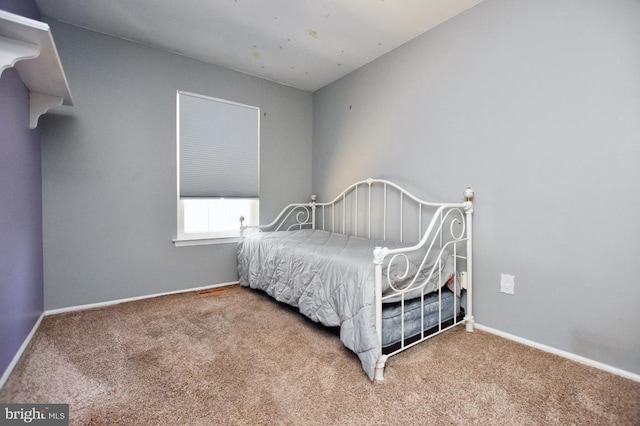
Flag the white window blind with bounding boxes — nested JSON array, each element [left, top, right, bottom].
[[178, 91, 259, 198]]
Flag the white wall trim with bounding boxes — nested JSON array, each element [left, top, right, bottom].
[[173, 237, 240, 247], [1, 282, 239, 390], [7, 298, 637, 390], [45, 281, 239, 315], [0, 312, 45, 390], [475, 324, 640, 383]]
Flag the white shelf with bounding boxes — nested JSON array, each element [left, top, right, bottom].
[[0, 10, 73, 129]]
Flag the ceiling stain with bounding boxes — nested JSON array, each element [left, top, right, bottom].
[[35, 0, 486, 92]]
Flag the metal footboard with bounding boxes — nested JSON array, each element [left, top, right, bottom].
[[372, 190, 474, 380]]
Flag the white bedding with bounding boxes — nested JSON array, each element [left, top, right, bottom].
[[237, 229, 455, 379]]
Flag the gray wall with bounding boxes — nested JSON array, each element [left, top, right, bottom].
[[313, 0, 640, 374], [0, 0, 43, 381], [41, 20, 312, 310]]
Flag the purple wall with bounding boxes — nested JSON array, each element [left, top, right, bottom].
[[0, 1, 39, 19], [0, 1, 43, 379]]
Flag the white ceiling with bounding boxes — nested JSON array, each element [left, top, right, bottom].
[[34, 0, 483, 92]]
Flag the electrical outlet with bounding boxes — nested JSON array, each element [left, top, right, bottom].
[[500, 274, 515, 295], [460, 272, 468, 290]]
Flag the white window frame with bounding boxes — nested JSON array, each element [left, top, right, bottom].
[[174, 92, 260, 246], [176, 197, 259, 244]]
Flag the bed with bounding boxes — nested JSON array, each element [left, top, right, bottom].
[[237, 178, 474, 380]]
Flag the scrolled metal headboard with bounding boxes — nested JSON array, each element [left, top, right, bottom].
[[240, 178, 474, 254]]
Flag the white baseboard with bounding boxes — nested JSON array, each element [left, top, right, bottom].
[[475, 324, 640, 383], [1, 281, 238, 390], [7, 296, 636, 390], [44, 281, 239, 315], [0, 312, 45, 390]]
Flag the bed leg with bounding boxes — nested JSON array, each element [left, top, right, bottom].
[[464, 315, 475, 332], [374, 354, 388, 381]]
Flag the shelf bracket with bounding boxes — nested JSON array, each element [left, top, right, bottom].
[[1, 10, 73, 130], [30, 92, 63, 129], [0, 35, 40, 75]]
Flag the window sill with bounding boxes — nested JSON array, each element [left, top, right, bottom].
[[173, 236, 240, 247]]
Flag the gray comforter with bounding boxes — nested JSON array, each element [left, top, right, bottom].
[[237, 229, 454, 379]]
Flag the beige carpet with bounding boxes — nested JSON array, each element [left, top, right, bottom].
[[1, 285, 638, 425]]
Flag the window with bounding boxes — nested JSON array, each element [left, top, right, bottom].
[[175, 91, 260, 244]]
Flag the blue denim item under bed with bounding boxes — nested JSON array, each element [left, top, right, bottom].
[[381, 290, 459, 347]]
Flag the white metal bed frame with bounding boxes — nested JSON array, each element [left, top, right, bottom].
[[240, 178, 474, 380]]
